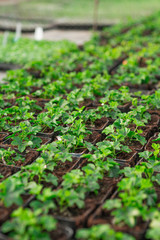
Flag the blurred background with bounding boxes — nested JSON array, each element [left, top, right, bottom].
[[0, 0, 159, 23], [0, 0, 159, 44]]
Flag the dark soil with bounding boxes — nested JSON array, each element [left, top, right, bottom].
[[127, 140, 144, 151], [50, 224, 73, 240], [138, 57, 148, 68], [46, 157, 81, 183], [124, 82, 156, 91], [139, 126, 156, 140], [86, 117, 109, 130], [147, 114, 160, 126], [2, 98, 16, 109], [84, 131, 101, 143], [78, 99, 93, 108], [0, 194, 32, 225], [118, 102, 132, 113], [115, 151, 138, 164], [73, 147, 87, 155], [27, 68, 42, 78], [148, 109, 160, 116], [0, 133, 9, 142], [0, 164, 20, 182]]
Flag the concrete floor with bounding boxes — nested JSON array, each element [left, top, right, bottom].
[[24, 29, 92, 45], [0, 71, 6, 83]]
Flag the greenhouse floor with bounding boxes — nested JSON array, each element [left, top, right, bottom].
[[25, 29, 92, 45], [0, 71, 5, 83]]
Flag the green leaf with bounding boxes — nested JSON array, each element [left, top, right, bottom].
[[30, 135, 42, 148], [43, 174, 58, 186], [103, 199, 122, 210], [26, 182, 43, 195], [152, 174, 160, 185]]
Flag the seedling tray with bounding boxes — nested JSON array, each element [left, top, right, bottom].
[[0, 145, 39, 167], [54, 178, 118, 228], [87, 189, 149, 240], [0, 194, 34, 225]]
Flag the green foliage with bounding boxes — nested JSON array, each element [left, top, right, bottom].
[[76, 224, 135, 240]]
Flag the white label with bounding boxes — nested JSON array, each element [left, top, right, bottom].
[[34, 27, 44, 41], [15, 23, 22, 42]]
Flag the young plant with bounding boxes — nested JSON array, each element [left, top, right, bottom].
[[103, 166, 157, 228], [0, 148, 25, 165], [8, 121, 42, 152], [76, 224, 135, 240], [54, 164, 103, 211], [1, 207, 57, 240], [146, 210, 160, 240], [97, 139, 131, 160]]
